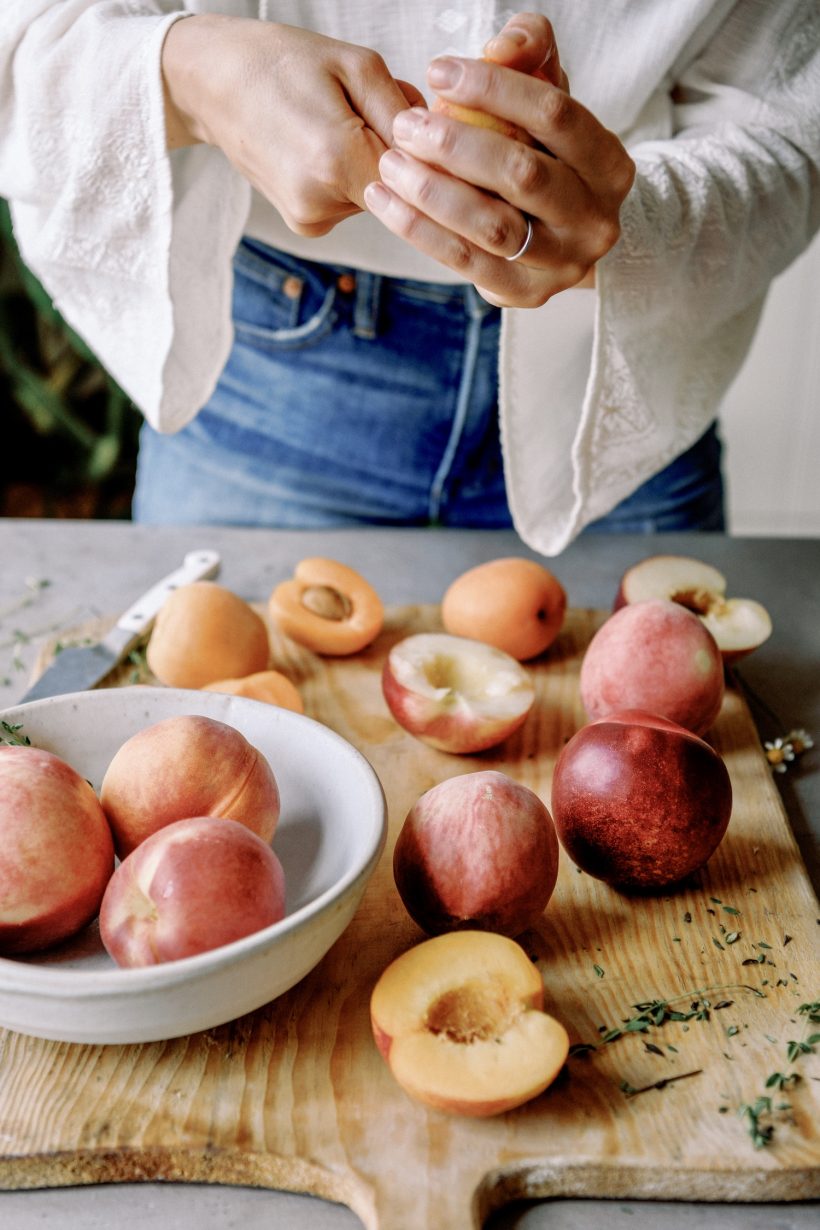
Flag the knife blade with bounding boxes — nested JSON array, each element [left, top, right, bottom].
[[19, 548, 221, 702]]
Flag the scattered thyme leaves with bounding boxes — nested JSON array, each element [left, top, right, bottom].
[[0, 720, 30, 747], [593, 964, 605, 979], [739, 1097, 775, 1149]]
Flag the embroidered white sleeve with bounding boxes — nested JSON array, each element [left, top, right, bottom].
[[504, 1, 820, 554], [0, 1, 250, 428]]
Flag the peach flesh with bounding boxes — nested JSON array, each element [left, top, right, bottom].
[[370, 931, 569, 1116], [393, 770, 559, 937], [614, 554, 772, 662], [0, 746, 114, 954], [551, 709, 733, 891], [580, 598, 725, 736], [100, 714, 280, 859], [99, 815, 286, 967], [382, 632, 535, 753]]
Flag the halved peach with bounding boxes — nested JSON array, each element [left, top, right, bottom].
[[269, 558, 384, 656], [370, 931, 569, 1117], [614, 555, 772, 663]]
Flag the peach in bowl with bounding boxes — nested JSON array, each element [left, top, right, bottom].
[[0, 687, 386, 1044]]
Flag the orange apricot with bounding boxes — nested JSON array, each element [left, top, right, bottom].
[[203, 669, 304, 714], [147, 581, 270, 688], [430, 96, 536, 146], [441, 557, 567, 661], [269, 558, 384, 656]]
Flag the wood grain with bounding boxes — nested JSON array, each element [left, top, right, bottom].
[[1, 605, 818, 1228]]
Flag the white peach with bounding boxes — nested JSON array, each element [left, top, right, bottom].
[[382, 633, 535, 753], [100, 714, 280, 858], [99, 815, 286, 967], [0, 746, 114, 954]]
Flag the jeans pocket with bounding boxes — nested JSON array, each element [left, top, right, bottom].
[[232, 240, 339, 351]]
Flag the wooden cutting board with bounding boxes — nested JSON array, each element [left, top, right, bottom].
[[1, 605, 818, 1228]]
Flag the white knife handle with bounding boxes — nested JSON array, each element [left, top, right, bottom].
[[101, 549, 221, 652]]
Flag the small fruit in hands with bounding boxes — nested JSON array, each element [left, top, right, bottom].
[[370, 930, 569, 1117], [147, 580, 270, 688], [99, 816, 286, 967], [269, 557, 384, 656], [614, 554, 772, 662], [204, 669, 304, 713], [100, 714, 280, 859], [393, 770, 559, 937], [580, 598, 725, 736], [430, 95, 536, 145], [441, 556, 566, 661], [382, 632, 535, 753], [0, 747, 114, 954], [551, 709, 732, 891]]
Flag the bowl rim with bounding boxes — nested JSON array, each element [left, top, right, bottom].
[[0, 687, 388, 999]]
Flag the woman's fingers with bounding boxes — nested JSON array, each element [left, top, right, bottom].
[[425, 57, 633, 201], [482, 10, 566, 88], [391, 107, 597, 231], [363, 178, 586, 308]]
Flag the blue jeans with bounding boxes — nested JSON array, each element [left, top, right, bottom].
[[133, 241, 725, 534]]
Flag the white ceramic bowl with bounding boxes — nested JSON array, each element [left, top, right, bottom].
[[0, 688, 387, 1045]]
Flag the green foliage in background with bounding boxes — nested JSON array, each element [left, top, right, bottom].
[[0, 198, 139, 512]]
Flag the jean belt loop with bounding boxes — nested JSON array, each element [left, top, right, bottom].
[[352, 271, 383, 340]]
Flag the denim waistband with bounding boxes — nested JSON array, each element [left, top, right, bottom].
[[239, 237, 496, 338]]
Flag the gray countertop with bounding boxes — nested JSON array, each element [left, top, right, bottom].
[[0, 521, 817, 1230]]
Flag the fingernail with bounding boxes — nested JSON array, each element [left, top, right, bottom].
[[379, 149, 405, 181], [487, 26, 528, 50], [364, 182, 391, 213], [427, 57, 463, 90], [393, 108, 425, 139]]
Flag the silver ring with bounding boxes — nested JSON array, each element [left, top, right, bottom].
[[506, 215, 534, 262]]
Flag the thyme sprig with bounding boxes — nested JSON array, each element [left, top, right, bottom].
[[594, 982, 763, 1046], [620, 1069, 703, 1099], [0, 720, 31, 747], [738, 997, 819, 1148]]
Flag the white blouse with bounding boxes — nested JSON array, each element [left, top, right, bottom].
[[2, 2, 819, 553]]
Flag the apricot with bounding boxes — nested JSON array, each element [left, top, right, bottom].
[[204, 669, 304, 713], [441, 556, 567, 660], [146, 580, 270, 688], [269, 557, 383, 656], [0, 746, 114, 954], [370, 931, 569, 1116], [100, 816, 286, 967], [100, 714, 280, 859], [430, 95, 536, 146]]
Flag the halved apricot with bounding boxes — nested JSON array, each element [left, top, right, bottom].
[[203, 669, 304, 713], [269, 558, 383, 656]]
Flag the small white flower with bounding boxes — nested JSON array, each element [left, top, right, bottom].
[[764, 737, 796, 773], [785, 728, 814, 756]]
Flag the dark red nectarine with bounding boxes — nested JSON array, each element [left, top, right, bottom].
[[551, 709, 732, 891]]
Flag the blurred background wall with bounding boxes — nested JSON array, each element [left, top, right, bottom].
[[2, 200, 818, 536]]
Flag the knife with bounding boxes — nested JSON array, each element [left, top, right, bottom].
[[19, 548, 221, 703]]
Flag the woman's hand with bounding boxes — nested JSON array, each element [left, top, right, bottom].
[[364, 12, 635, 305], [162, 16, 424, 236]]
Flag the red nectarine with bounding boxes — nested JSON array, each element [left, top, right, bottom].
[[551, 709, 732, 891]]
